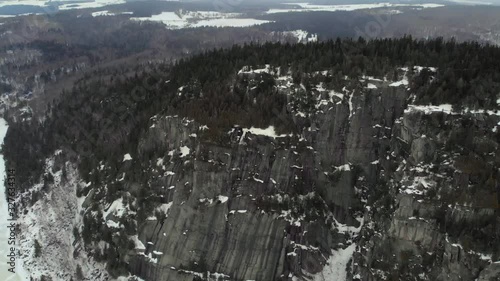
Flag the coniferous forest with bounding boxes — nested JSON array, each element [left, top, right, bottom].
[[4, 37, 500, 194]]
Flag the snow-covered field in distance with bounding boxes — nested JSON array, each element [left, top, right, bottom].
[[0, 0, 125, 9], [192, 18, 272, 28], [0, 0, 129, 17], [446, 0, 494, 4], [128, 1, 443, 29], [0, 0, 50, 8], [266, 2, 445, 13], [91, 10, 132, 17], [130, 11, 272, 29]]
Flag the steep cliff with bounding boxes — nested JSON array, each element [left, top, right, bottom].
[[5, 39, 500, 281], [353, 104, 500, 281]]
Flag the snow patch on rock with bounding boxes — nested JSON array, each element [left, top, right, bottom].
[[313, 243, 357, 281], [123, 153, 132, 161]]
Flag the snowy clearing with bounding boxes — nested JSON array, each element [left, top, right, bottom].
[[131, 11, 270, 29], [193, 18, 272, 28], [58, 0, 126, 11], [267, 2, 444, 14], [0, 0, 126, 11], [91, 10, 132, 17]]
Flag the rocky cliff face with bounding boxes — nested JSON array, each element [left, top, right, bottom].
[[117, 72, 405, 280], [87, 67, 497, 281], [11, 53, 500, 280], [353, 103, 500, 281]]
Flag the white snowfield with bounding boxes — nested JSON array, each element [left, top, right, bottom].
[[131, 11, 272, 29], [91, 10, 132, 17], [0, 0, 125, 9], [446, 0, 493, 5], [266, 2, 445, 14], [131, 12, 189, 29], [0, 0, 48, 8], [58, 0, 126, 10], [193, 18, 271, 28]]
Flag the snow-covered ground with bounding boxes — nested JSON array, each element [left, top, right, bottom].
[[193, 18, 271, 28], [14, 154, 110, 281], [131, 12, 190, 29], [0, 118, 29, 281], [91, 10, 132, 17], [284, 30, 309, 43], [446, 0, 493, 5], [57, 0, 126, 10], [0, 0, 131, 17], [266, 2, 444, 14], [0, 0, 125, 9], [131, 11, 271, 29], [0, 0, 49, 8]]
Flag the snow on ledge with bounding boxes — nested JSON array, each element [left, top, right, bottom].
[[117, 275, 146, 281], [414, 66, 437, 72], [179, 146, 190, 157], [106, 220, 121, 228], [389, 78, 409, 87], [158, 202, 172, 215], [406, 104, 500, 116], [103, 197, 126, 219], [405, 104, 453, 114], [131, 235, 146, 251], [238, 64, 272, 75], [218, 195, 229, 203], [91, 10, 133, 17], [123, 153, 132, 161], [335, 164, 351, 172], [266, 3, 444, 14], [243, 126, 291, 138]]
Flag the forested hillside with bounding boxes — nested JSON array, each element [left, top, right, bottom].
[[4, 37, 500, 281], [8, 37, 499, 185]]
